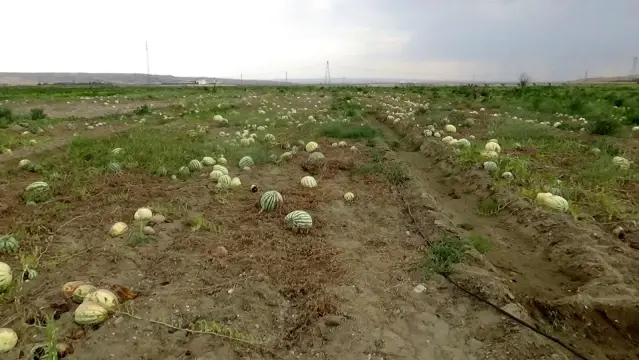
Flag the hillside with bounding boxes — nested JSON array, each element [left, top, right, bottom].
[[568, 75, 639, 84], [0, 72, 287, 86]]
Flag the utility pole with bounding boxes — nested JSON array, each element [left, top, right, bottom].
[[324, 61, 331, 86], [584, 70, 588, 79], [285, 72, 288, 82], [631, 57, 638, 76], [145, 41, 151, 85], [240, 73, 243, 85]]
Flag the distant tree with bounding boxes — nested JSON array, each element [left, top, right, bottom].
[[518, 73, 531, 87]]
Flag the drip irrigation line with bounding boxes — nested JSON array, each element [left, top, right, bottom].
[[399, 194, 592, 360]]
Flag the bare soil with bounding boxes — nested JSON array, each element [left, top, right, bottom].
[[1, 114, 636, 360], [373, 117, 639, 360], [4, 99, 175, 119]]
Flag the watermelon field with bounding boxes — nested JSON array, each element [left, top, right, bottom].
[[0, 83, 638, 360]]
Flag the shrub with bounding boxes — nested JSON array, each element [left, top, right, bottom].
[[30, 108, 47, 120], [588, 118, 621, 136]]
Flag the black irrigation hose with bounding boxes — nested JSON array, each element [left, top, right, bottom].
[[399, 194, 592, 360]]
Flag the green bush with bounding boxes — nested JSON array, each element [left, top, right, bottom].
[[588, 118, 621, 136], [29, 108, 47, 120]]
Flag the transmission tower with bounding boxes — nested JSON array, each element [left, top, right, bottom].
[[145, 41, 151, 85], [632, 56, 638, 76], [324, 61, 331, 85]]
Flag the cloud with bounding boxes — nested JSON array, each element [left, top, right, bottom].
[[1, 0, 637, 81]]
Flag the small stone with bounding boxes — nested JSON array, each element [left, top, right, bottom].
[[215, 246, 228, 256], [150, 214, 166, 224], [143, 226, 155, 235]]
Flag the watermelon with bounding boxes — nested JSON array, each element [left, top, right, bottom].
[[305, 141, 319, 152], [308, 152, 325, 162], [107, 162, 122, 173], [213, 165, 229, 175], [23, 181, 51, 203], [300, 176, 317, 188], [260, 191, 283, 211], [188, 160, 203, 171], [284, 210, 313, 230], [202, 157, 216, 166], [217, 175, 232, 188], [154, 166, 168, 176], [0, 236, 19, 254], [238, 156, 254, 168], [0, 262, 12, 291], [74, 301, 109, 325]]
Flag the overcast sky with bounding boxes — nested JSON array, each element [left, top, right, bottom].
[[1, 0, 637, 81]]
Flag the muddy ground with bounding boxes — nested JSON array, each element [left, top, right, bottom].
[[0, 105, 637, 360]]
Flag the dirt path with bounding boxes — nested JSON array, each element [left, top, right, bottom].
[[370, 117, 639, 360]]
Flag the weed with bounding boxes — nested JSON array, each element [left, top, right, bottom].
[[385, 162, 410, 185], [30, 108, 47, 120], [320, 123, 383, 140], [133, 104, 151, 115], [588, 117, 622, 136], [467, 235, 492, 254], [423, 236, 470, 276]]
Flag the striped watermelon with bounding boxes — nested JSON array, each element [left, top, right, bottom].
[[154, 166, 168, 176], [308, 152, 325, 162], [178, 166, 191, 176], [0, 262, 12, 291], [0, 236, 19, 254], [24, 181, 51, 203], [25, 181, 49, 192], [238, 156, 254, 168], [300, 176, 317, 188], [18, 159, 32, 169], [107, 162, 122, 173], [260, 191, 283, 211], [284, 210, 313, 230], [217, 175, 232, 188], [305, 141, 319, 152], [188, 160, 203, 171]]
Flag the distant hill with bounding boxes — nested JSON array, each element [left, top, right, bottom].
[[0, 72, 287, 86], [568, 75, 639, 84], [3, 72, 632, 87]]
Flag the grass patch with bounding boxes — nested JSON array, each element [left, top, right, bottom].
[[319, 122, 383, 140], [422, 236, 470, 276]]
